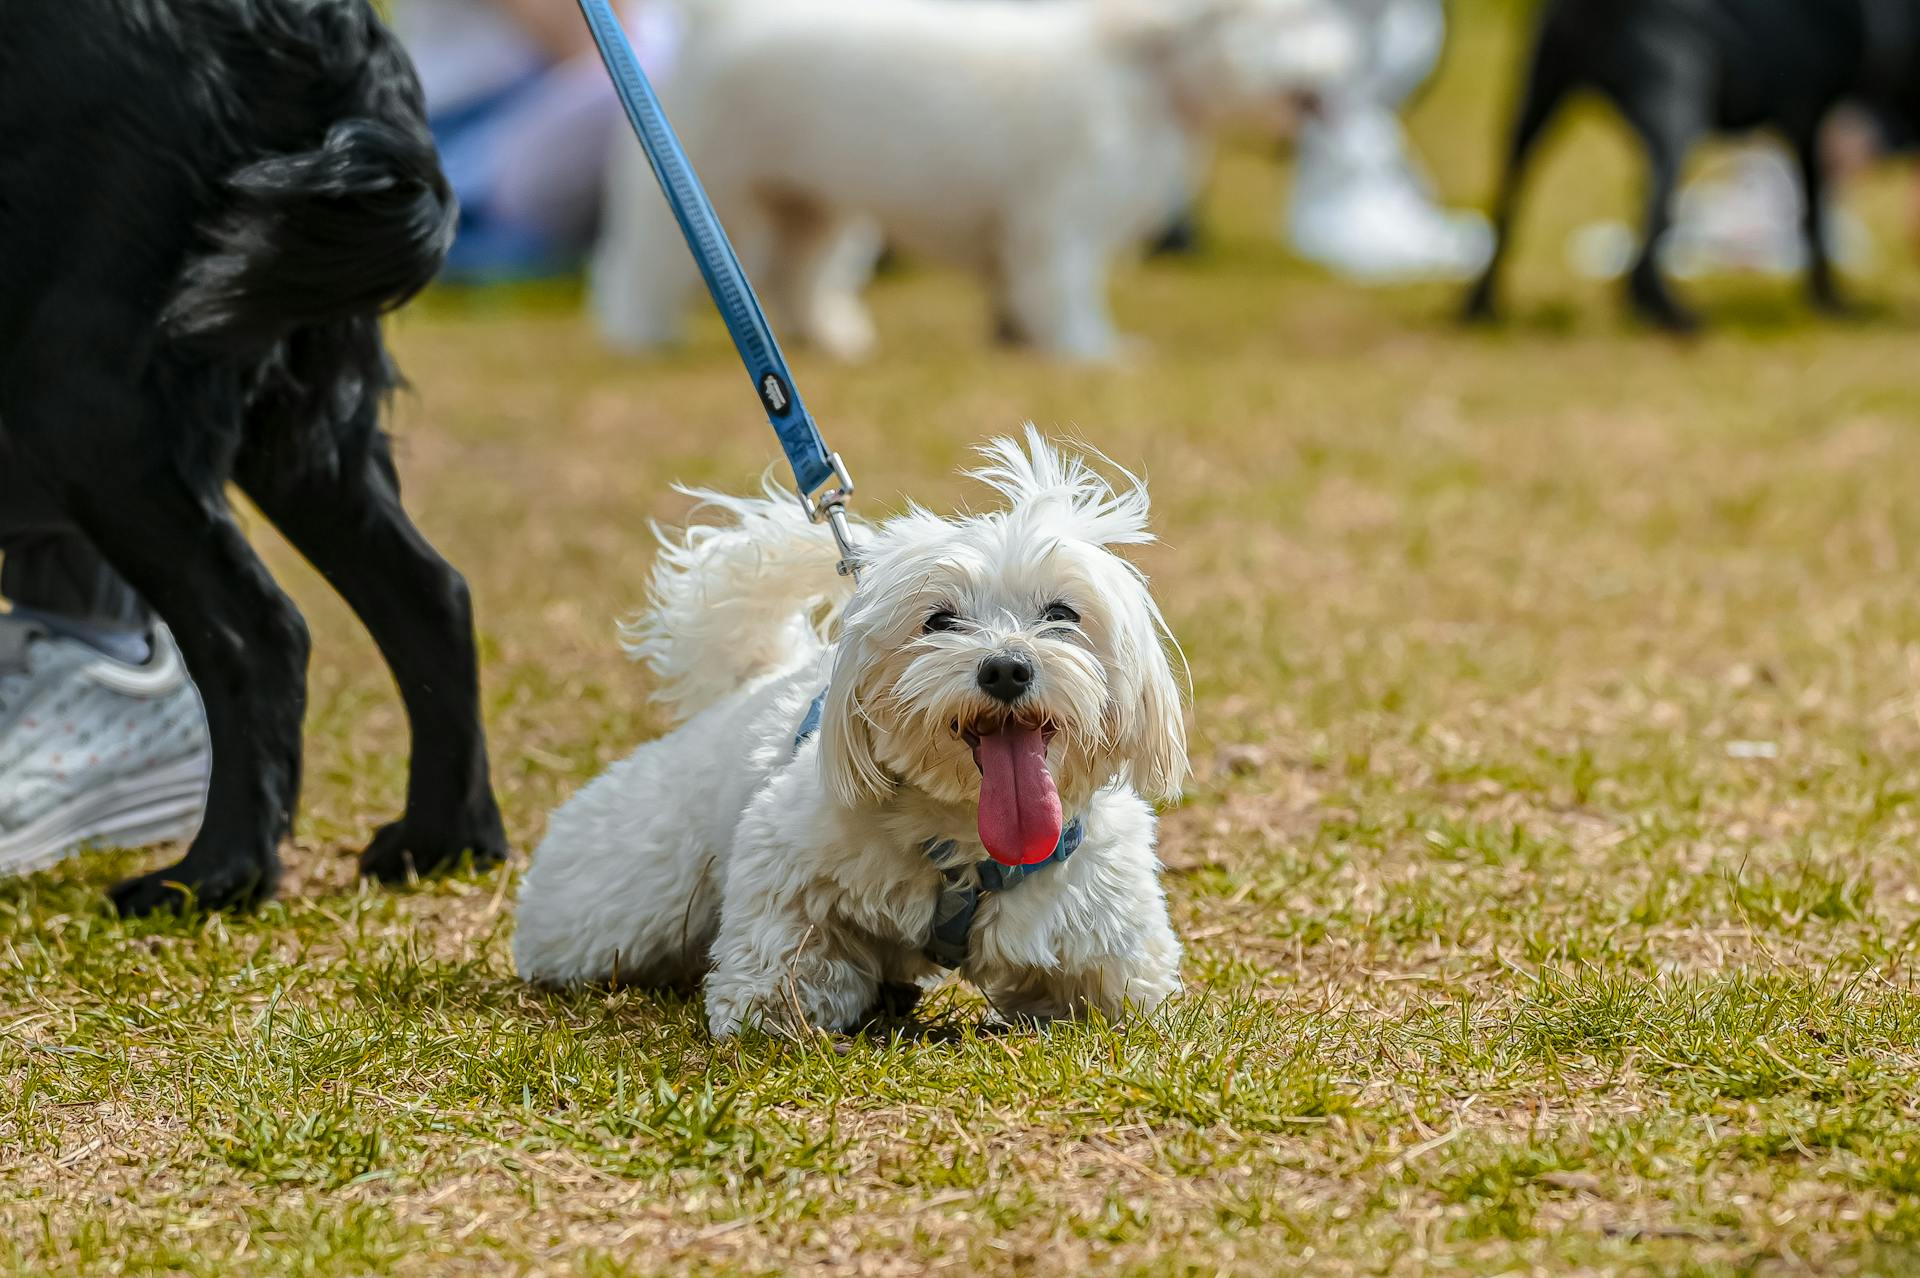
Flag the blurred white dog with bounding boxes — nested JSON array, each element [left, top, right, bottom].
[[593, 0, 1359, 361], [514, 432, 1189, 1037]]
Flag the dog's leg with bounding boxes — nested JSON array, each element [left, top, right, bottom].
[[704, 868, 881, 1038], [1622, 136, 1702, 332], [706, 917, 881, 1039], [782, 215, 882, 362], [972, 845, 1182, 1025], [3, 359, 309, 914], [1611, 54, 1709, 334], [591, 138, 704, 350], [1462, 21, 1578, 323], [999, 222, 1122, 362], [236, 419, 506, 884], [1794, 126, 1848, 316], [97, 497, 308, 916]]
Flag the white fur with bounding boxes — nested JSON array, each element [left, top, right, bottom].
[[514, 431, 1190, 1037], [593, 0, 1359, 362]]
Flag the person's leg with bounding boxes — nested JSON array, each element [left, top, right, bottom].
[[2, 532, 151, 663], [1287, 0, 1492, 283]]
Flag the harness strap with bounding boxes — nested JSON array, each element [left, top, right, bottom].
[[794, 690, 1081, 968]]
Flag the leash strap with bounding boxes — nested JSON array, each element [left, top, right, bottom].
[[575, 0, 859, 574]]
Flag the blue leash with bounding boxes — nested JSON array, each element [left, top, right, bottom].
[[575, 0, 859, 576]]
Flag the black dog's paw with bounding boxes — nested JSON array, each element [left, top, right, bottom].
[[1146, 214, 1202, 258], [1811, 289, 1860, 321], [864, 981, 926, 1024], [1635, 298, 1704, 336], [109, 858, 275, 918], [1629, 277, 1704, 335], [1460, 281, 1501, 326], [360, 803, 508, 884]]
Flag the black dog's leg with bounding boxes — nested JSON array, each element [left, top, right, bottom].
[[4, 362, 307, 909], [237, 419, 506, 884], [1615, 67, 1708, 333], [98, 497, 308, 916], [1794, 128, 1847, 315], [3, 326, 308, 916], [1625, 142, 1697, 332], [1463, 7, 1579, 322]]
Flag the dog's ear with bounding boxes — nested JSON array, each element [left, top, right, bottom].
[[819, 630, 892, 807], [1108, 581, 1190, 804]]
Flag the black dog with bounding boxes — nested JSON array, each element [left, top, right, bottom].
[[1464, 0, 1919, 330], [0, 0, 507, 914]]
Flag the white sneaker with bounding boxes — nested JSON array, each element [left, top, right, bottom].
[[0, 617, 211, 877], [1288, 105, 1494, 284]]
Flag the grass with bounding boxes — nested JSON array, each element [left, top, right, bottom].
[[10, 4, 1920, 1273]]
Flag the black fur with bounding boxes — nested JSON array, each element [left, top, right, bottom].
[[0, 0, 507, 914], [1463, 0, 1920, 331]]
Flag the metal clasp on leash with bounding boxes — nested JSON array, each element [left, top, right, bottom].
[[803, 453, 861, 581]]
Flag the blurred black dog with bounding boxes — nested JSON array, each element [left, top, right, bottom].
[[0, 0, 507, 914], [1464, 0, 1919, 331]]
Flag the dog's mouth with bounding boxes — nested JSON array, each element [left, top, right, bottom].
[[954, 715, 1062, 867]]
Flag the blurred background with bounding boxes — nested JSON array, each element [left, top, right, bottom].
[[21, 0, 1920, 864], [333, 0, 1920, 856], [18, 7, 1920, 1266], [397, 0, 1920, 320], [18, 9, 1920, 1267]]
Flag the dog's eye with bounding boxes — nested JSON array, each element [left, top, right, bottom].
[[1041, 602, 1080, 626], [924, 610, 961, 633]]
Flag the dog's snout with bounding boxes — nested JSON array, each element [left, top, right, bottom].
[[977, 653, 1034, 704]]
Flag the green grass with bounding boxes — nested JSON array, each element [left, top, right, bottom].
[[11, 4, 1920, 1273]]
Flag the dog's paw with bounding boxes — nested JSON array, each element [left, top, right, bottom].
[[862, 981, 925, 1025], [807, 297, 877, 362], [1811, 290, 1861, 321], [1648, 308, 1704, 337], [1628, 277, 1704, 335], [1460, 285, 1500, 325], [109, 858, 276, 918], [359, 802, 508, 884]]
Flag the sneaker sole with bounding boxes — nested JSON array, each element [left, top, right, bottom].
[[0, 754, 211, 878]]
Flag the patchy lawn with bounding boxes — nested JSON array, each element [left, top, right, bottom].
[[10, 6, 1920, 1274]]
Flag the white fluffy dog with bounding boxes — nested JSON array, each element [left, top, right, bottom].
[[514, 433, 1189, 1037], [593, 0, 1359, 361]]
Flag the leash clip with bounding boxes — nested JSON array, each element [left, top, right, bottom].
[[802, 452, 860, 580]]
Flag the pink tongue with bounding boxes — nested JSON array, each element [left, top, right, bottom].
[[973, 723, 1062, 866]]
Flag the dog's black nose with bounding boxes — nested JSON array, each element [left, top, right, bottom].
[[977, 653, 1033, 704]]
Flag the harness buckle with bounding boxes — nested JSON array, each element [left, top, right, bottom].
[[802, 452, 861, 580]]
